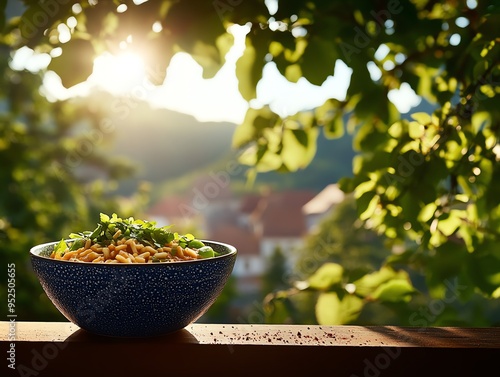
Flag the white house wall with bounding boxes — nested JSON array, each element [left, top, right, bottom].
[[232, 255, 265, 278], [260, 237, 304, 271]]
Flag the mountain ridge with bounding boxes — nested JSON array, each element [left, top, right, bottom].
[[99, 102, 357, 199]]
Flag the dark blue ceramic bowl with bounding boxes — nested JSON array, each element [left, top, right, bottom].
[[30, 240, 236, 337]]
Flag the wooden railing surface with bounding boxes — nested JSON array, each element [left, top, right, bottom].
[[2, 321, 500, 376]]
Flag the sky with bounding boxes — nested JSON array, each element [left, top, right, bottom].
[[10, 24, 421, 125]]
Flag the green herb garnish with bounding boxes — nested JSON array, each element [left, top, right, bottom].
[[69, 213, 180, 248], [53, 213, 219, 262]]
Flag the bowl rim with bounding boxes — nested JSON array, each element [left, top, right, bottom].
[[30, 239, 237, 267]]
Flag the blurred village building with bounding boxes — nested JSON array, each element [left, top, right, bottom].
[[147, 181, 346, 296]]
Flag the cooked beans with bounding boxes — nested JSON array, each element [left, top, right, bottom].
[[51, 238, 206, 263]]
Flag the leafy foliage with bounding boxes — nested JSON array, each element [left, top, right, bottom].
[[264, 196, 500, 326], [0, 61, 148, 319], [261, 246, 290, 297]]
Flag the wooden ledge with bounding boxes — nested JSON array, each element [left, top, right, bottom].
[[2, 322, 500, 376]]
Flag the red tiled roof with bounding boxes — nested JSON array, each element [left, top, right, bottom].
[[257, 190, 316, 237], [239, 194, 262, 214], [207, 225, 260, 256]]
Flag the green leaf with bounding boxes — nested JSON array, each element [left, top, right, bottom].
[[236, 29, 270, 101], [492, 286, 500, 299], [284, 64, 302, 83], [354, 121, 390, 152], [48, 39, 95, 88], [301, 36, 337, 85], [53, 239, 68, 258], [308, 263, 344, 290], [369, 279, 415, 303], [238, 143, 282, 172], [357, 191, 378, 221], [324, 115, 344, 139], [283, 37, 307, 62], [315, 292, 363, 325], [388, 121, 406, 139], [281, 127, 318, 171], [418, 202, 437, 223], [408, 121, 425, 139], [18, 2, 71, 48], [232, 107, 277, 148], [69, 238, 84, 251], [236, 37, 260, 101], [232, 117, 256, 149], [471, 111, 491, 133], [291, 129, 308, 148], [352, 267, 405, 297], [314, 98, 339, 120], [314, 99, 345, 139], [0, 0, 5, 32], [410, 112, 432, 125], [437, 210, 463, 237], [269, 41, 284, 57]]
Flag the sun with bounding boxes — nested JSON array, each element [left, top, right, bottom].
[[39, 25, 250, 123], [88, 51, 147, 94], [85, 48, 248, 124]]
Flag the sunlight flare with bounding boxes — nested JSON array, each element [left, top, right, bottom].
[[88, 51, 147, 94]]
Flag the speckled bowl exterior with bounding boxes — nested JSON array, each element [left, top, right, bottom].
[[30, 240, 236, 337]]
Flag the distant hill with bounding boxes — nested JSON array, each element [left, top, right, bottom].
[[79, 92, 397, 200], [94, 100, 237, 195], [149, 126, 357, 203], [84, 91, 436, 202], [99, 103, 357, 199]]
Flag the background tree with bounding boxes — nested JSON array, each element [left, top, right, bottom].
[[0, 2, 148, 318], [267, 195, 500, 325], [297, 196, 388, 276], [261, 245, 289, 295], [2, 0, 500, 325]]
